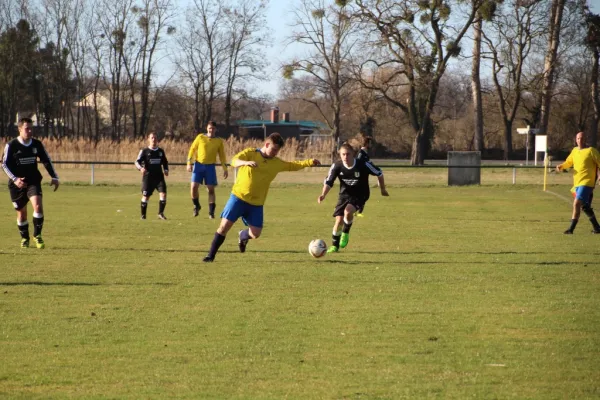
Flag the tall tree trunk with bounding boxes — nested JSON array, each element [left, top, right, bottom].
[[503, 120, 513, 160], [539, 0, 566, 135], [472, 17, 484, 153], [591, 48, 599, 148]]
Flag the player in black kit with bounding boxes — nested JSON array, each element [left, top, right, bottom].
[[135, 132, 169, 220], [1, 117, 60, 248], [318, 142, 388, 253]]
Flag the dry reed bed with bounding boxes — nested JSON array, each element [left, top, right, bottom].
[[1, 136, 335, 168]]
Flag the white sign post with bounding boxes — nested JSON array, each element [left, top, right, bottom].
[[534, 135, 547, 166], [516, 126, 540, 165]]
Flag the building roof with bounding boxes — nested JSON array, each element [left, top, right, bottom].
[[236, 119, 329, 131]]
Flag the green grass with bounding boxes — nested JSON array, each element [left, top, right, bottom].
[[0, 179, 599, 399]]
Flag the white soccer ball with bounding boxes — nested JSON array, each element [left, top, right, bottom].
[[308, 239, 327, 258]]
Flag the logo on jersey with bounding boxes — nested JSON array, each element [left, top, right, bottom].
[[32, 148, 37, 155], [355, 171, 360, 178], [159, 152, 162, 157]]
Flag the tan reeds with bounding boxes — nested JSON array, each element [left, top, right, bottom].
[[1, 136, 335, 169]]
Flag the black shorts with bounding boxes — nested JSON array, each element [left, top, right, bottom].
[[141, 176, 166, 197], [8, 181, 43, 210], [333, 195, 366, 217]]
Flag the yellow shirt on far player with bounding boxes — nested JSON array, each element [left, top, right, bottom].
[[231, 148, 315, 206], [561, 146, 600, 189], [186, 134, 227, 171]]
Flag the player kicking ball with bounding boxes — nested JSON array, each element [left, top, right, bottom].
[[318, 142, 388, 253], [202, 133, 320, 262]]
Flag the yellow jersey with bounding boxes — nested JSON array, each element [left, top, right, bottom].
[[561, 146, 600, 189], [231, 148, 314, 205], [186, 134, 227, 170]]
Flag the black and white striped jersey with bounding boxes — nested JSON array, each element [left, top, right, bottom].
[[135, 147, 168, 178], [324, 158, 382, 198], [1, 138, 58, 184]]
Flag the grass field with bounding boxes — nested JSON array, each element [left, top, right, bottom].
[[0, 168, 599, 399]]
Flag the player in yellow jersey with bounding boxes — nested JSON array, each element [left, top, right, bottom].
[[556, 131, 600, 234], [186, 121, 228, 218], [202, 132, 320, 262]]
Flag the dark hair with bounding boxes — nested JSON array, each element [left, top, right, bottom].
[[358, 132, 372, 148], [18, 117, 33, 128], [338, 142, 355, 154], [207, 120, 217, 127], [267, 132, 285, 147], [147, 131, 157, 138]]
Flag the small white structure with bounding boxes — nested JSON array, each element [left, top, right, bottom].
[[534, 135, 547, 166], [516, 125, 540, 165]]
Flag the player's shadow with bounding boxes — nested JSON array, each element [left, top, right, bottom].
[[0, 281, 175, 286], [0, 281, 101, 286]]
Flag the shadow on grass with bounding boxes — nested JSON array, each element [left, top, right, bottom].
[[0, 281, 101, 286], [0, 282, 175, 286]]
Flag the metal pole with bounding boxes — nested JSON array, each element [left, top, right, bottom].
[[512, 168, 516, 185], [91, 163, 95, 185], [526, 137, 529, 166]]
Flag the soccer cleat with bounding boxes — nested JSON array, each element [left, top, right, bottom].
[[33, 235, 45, 249], [193, 206, 200, 217], [563, 229, 573, 234], [238, 230, 248, 253], [141, 215, 146, 220], [340, 232, 350, 248], [202, 256, 214, 262], [20, 238, 30, 248], [158, 213, 167, 220], [592, 229, 600, 234], [355, 212, 364, 218], [208, 214, 215, 219], [326, 246, 338, 253]]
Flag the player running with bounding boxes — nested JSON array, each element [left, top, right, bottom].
[[135, 132, 169, 220], [186, 121, 228, 219], [556, 131, 600, 234], [1, 117, 60, 248], [202, 132, 320, 262], [318, 142, 389, 253]]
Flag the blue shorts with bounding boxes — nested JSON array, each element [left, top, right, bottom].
[[574, 186, 594, 206], [221, 194, 264, 228], [191, 162, 217, 185]]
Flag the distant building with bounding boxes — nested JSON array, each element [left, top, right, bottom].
[[235, 107, 330, 140]]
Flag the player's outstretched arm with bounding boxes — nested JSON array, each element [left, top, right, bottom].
[[283, 158, 320, 171]]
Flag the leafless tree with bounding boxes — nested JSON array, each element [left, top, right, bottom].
[[222, 0, 268, 128], [481, 0, 546, 159], [122, 0, 175, 139], [471, 0, 501, 153], [586, 10, 600, 146], [283, 0, 360, 158], [538, 0, 567, 136], [353, 0, 487, 164], [175, 0, 229, 131]]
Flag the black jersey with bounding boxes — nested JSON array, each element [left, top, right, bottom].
[[356, 148, 370, 163], [1, 138, 58, 184], [324, 158, 382, 198], [135, 147, 168, 178]]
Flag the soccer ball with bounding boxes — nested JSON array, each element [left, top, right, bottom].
[[308, 239, 327, 258]]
